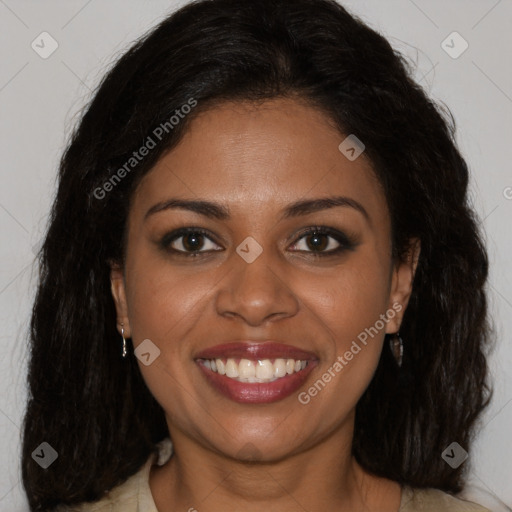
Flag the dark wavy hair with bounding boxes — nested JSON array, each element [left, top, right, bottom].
[[21, 0, 493, 510]]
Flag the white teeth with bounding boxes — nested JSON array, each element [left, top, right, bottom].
[[216, 359, 225, 375], [274, 358, 287, 378], [256, 359, 274, 380], [239, 359, 256, 379], [202, 357, 309, 382], [225, 359, 238, 378]]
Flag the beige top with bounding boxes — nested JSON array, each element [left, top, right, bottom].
[[57, 437, 492, 512]]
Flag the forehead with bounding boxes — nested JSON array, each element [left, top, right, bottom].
[[131, 97, 387, 224]]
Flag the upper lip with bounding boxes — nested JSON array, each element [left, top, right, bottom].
[[194, 341, 318, 361]]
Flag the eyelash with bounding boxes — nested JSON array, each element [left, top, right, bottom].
[[159, 226, 356, 259]]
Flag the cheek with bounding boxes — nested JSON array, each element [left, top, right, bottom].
[[124, 259, 213, 420], [305, 254, 391, 343], [126, 264, 209, 353], [302, 250, 391, 395]]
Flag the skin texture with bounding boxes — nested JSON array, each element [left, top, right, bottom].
[[110, 97, 420, 511]]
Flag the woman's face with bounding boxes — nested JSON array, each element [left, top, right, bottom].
[[111, 97, 419, 461]]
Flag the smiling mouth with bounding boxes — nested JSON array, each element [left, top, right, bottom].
[[193, 341, 319, 403], [197, 357, 310, 383], [195, 356, 318, 404]]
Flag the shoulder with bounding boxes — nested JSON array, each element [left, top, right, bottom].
[[400, 485, 493, 512], [51, 437, 174, 512]]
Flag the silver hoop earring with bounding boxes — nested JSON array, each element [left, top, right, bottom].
[[389, 332, 403, 367], [121, 324, 127, 358]]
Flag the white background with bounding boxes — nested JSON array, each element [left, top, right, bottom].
[[0, 1, 511, 510]]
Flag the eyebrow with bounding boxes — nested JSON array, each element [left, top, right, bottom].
[[144, 195, 370, 223]]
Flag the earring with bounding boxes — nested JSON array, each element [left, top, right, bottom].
[[121, 323, 127, 358], [389, 332, 403, 367]]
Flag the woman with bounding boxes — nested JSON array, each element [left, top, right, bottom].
[[21, 0, 494, 510]]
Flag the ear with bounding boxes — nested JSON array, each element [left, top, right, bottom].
[[385, 238, 421, 334], [110, 262, 131, 338]]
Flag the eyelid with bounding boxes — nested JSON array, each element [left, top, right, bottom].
[[159, 227, 221, 255], [288, 225, 355, 254]]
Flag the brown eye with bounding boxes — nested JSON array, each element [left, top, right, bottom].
[[160, 228, 222, 256], [304, 232, 331, 252], [289, 226, 355, 256], [180, 232, 206, 251]]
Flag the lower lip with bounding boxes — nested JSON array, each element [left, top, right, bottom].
[[196, 360, 318, 404]]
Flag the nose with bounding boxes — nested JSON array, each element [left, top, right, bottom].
[[215, 247, 299, 327]]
